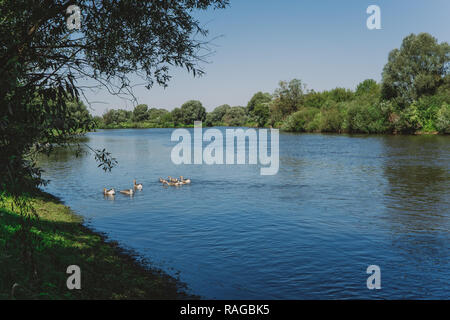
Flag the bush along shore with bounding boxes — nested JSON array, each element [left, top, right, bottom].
[[90, 34, 449, 135], [0, 190, 195, 300]]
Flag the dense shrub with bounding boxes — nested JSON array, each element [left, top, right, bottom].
[[253, 103, 270, 127], [395, 104, 423, 133], [132, 104, 149, 122], [206, 104, 231, 126], [270, 79, 306, 124], [93, 116, 105, 128], [326, 88, 354, 104], [355, 79, 381, 98], [347, 102, 388, 133], [303, 91, 326, 109], [102, 109, 132, 126], [281, 108, 319, 132], [319, 106, 346, 133], [95, 33, 449, 134], [436, 103, 450, 133], [222, 107, 247, 126]]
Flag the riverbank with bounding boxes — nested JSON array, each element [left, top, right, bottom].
[[93, 123, 447, 135], [0, 190, 195, 300], [95, 122, 259, 130]]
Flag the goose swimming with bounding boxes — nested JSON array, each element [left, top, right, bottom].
[[179, 176, 191, 184], [103, 188, 116, 195], [133, 179, 143, 190], [168, 176, 179, 183], [162, 180, 183, 187], [120, 189, 134, 195]]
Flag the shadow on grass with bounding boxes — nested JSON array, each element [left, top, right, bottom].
[[0, 192, 198, 300]]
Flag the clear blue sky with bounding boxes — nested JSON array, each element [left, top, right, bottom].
[[86, 0, 450, 115]]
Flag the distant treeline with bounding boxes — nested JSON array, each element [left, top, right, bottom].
[[93, 33, 449, 134]]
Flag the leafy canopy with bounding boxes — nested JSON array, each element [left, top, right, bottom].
[[381, 33, 450, 108], [0, 0, 229, 192]]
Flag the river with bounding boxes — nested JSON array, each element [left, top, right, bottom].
[[38, 128, 450, 299]]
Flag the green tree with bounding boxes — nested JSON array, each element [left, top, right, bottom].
[[319, 107, 346, 133], [436, 103, 450, 133], [347, 101, 389, 134], [61, 100, 93, 130], [148, 108, 168, 121], [1, 0, 228, 194], [116, 109, 132, 124], [270, 79, 306, 123], [102, 109, 131, 125], [356, 79, 380, 97], [303, 90, 326, 109], [0, 0, 230, 287], [160, 111, 173, 127], [381, 33, 450, 107], [93, 116, 105, 128], [326, 88, 354, 104], [180, 100, 207, 125], [205, 113, 214, 127], [247, 92, 272, 115], [171, 108, 183, 127], [207, 104, 231, 125], [222, 106, 247, 126], [132, 104, 149, 122], [103, 109, 118, 126], [395, 103, 423, 133], [253, 103, 270, 127], [281, 108, 320, 132]]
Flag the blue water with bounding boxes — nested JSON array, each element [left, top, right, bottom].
[[38, 128, 450, 299]]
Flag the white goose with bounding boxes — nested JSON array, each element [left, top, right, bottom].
[[180, 176, 191, 184], [103, 188, 116, 195], [120, 189, 134, 196], [133, 179, 143, 190]]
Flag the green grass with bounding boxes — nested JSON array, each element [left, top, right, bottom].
[[0, 191, 195, 300]]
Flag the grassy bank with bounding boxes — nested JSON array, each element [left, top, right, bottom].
[[0, 191, 194, 300]]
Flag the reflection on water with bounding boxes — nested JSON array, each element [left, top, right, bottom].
[[38, 129, 450, 299], [103, 194, 115, 201], [378, 136, 450, 293], [381, 136, 450, 233]]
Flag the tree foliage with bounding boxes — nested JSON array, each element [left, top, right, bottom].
[[206, 104, 230, 126], [381, 33, 450, 108], [247, 92, 272, 115], [222, 106, 247, 126], [253, 103, 270, 127], [132, 104, 149, 122], [0, 0, 229, 193], [179, 100, 207, 125], [270, 79, 306, 123], [71, 33, 450, 136]]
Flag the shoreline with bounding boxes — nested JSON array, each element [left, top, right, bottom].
[[0, 190, 197, 300], [93, 126, 447, 136]]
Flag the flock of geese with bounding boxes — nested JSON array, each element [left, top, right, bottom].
[[159, 176, 191, 186], [103, 177, 191, 196]]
